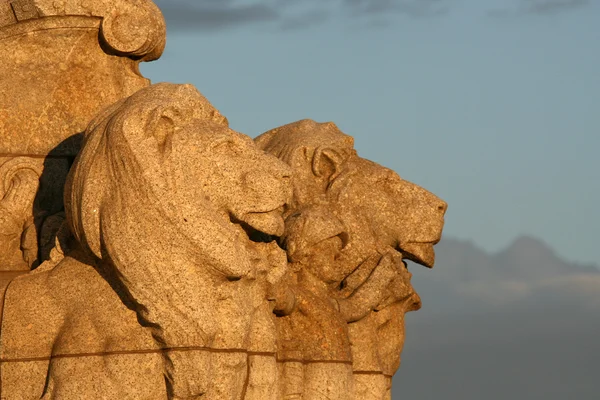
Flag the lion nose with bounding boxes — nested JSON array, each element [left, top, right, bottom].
[[424, 190, 447, 216], [437, 200, 448, 215]]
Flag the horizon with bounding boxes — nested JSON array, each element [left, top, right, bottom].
[[440, 233, 599, 270]]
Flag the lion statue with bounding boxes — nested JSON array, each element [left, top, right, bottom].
[[0, 83, 292, 400], [256, 119, 447, 400]]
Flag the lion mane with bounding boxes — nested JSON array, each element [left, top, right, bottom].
[[65, 83, 243, 348], [255, 119, 447, 397], [59, 83, 289, 397]]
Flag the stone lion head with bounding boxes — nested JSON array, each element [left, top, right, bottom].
[[256, 119, 446, 283], [66, 83, 291, 269], [65, 83, 292, 348], [327, 156, 447, 269], [256, 118, 447, 391]]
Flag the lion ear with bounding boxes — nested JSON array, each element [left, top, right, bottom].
[[0, 159, 42, 216], [145, 106, 178, 157], [312, 146, 345, 182]]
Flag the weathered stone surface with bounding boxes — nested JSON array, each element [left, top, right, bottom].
[[1, 83, 293, 399], [0, 91, 446, 399], [0, 157, 42, 271], [256, 120, 447, 399], [0, 0, 166, 270], [0, 2, 447, 398], [0, 0, 165, 156]]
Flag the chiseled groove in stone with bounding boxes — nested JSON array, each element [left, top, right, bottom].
[[353, 371, 394, 378], [276, 358, 353, 365], [0, 15, 100, 41], [0, 153, 71, 159], [0, 350, 360, 365], [0, 347, 269, 364]]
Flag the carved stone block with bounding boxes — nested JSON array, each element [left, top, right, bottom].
[[0, 0, 166, 272], [11, 0, 39, 21], [0, 3, 17, 27]]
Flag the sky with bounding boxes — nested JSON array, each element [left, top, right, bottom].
[[142, 0, 600, 269], [395, 236, 600, 399]]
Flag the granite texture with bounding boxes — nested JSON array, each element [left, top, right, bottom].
[[256, 120, 447, 399], [0, 2, 447, 399], [0, 0, 166, 270], [0, 0, 165, 156], [1, 83, 293, 399]]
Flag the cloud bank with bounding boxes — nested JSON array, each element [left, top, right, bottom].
[[523, 0, 590, 15], [393, 236, 600, 399], [153, 0, 278, 31], [153, 0, 451, 32], [153, 0, 594, 31], [490, 0, 591, 17]]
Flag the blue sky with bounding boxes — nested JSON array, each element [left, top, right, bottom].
[[142, 0, 600, 266]]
